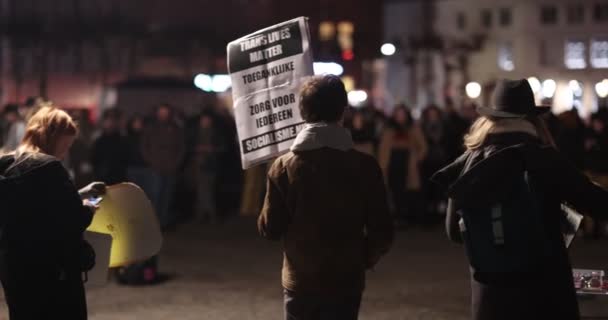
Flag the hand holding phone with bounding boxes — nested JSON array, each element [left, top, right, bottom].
[[88, 197, 104, 206]]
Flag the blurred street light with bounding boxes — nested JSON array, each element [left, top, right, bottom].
[[381, 43, 396, 56], [313, 62, 344, 76], [596, 79, 608, 98], [194, 74, 213, 92], [542, 79, 557, 98], [527, 77, 542, 94], [194, 74, 231, 93], [348, 90, 368, 107], [568, 80, 583, 97], [465, 82, 482, 99]]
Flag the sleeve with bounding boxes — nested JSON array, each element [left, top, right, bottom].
[[413, 126, 428, 162], [257, 161, 290, 241], [365, 160, 395, 269], [445, 198, 463, 243], [46, 162, 96, 271], [531, 147, 608, 220], [50, 162, 95, 232]]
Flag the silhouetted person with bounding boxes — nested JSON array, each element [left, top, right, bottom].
[[433, 79, 608, 320], [259, 75, 394, 320], [141, 104, 185, 228], [0, 106, 104, 319]]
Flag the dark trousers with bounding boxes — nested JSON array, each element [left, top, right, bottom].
[[284, 290, 362, 320], [128, 167, 175, 228]]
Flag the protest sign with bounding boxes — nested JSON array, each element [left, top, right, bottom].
[[228, 17, 313, 169]]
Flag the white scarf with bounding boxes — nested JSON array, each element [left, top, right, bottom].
[[290, 122, 354, 152]]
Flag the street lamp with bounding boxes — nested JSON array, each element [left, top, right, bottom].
[[348, 90, 368, 107], [596, 79, 608, 98], [381, 43, 397, 56], [313, 62, 344, 76], [542, 79, 557, 98], [465, 82, 482, 99]]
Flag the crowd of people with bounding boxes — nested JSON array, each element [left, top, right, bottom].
[[1, 77, 608, 320], [2, 95, 608, 232]]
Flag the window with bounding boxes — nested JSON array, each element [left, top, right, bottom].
[[499, 8, 512, 26], [594, 3, 608, 22], [481, 9, 492, 28], [457, 12, 467, 30], [498, 42, 515, 71], [541, 5, 558, 25], [567, 4, 585, 24], [565, 40, 587, 69], [591, 39, 608, 68]]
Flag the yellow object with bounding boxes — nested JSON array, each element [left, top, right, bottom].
[[87, 183, 163, 268]]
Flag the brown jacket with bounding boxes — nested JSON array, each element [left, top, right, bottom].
[[378, 126, 427, 190], [141, 122, 185, 175], [258, 148, 394, 295]]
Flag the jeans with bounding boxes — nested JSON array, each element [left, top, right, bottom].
[[127, 166, 175, 228], [284, 290, 362, 320]]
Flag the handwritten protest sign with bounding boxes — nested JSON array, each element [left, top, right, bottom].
[[227, 17, 313, 169]]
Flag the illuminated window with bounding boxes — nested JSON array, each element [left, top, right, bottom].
[[567, 4, 585, 24], [498, 42, 514, 71], [541, 5, 558, 25], [591, 39, 608, 68], [565, 40, 587, 69]]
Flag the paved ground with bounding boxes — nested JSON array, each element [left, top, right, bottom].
[[2, 217, 608, 319]]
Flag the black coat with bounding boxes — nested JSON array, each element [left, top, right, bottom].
[[91, 132, 129, 185], [0, 153, 95, 320], [432, 133, 608, 320]]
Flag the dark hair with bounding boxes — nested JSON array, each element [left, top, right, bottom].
[[391, 104, 413, 129], [299, 75, 347, 123]]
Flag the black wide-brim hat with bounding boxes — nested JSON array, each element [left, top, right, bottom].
[[476, 79, 551, 118]]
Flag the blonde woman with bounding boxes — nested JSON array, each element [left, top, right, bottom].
[[432, 79, 608, 320], [0, 106, 103, 319]]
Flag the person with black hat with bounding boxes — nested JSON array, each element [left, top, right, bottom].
[[431, 79, 608, 320]]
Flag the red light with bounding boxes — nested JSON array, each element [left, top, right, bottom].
[[342, 50, 354, 61]]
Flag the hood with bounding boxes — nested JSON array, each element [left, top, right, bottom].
[[290, 122, 354, 152], [0, 153, 59, 180], [431, 133, 542, 208]]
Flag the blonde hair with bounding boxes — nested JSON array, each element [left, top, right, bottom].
[[464, 116, 543, 150], [17, 106, 79, 156]]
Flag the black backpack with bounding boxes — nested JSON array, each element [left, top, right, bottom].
[[451, 150, 551, 273]]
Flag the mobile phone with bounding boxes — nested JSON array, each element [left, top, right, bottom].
[[88, 197, 104, 206]]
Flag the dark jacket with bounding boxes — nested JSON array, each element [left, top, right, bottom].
[[141, 122, 185, 175], [0, 153, 95, 320], [91, 132, 129, 184], [258, 148, 394, 295], [432, 133, 608, 320]]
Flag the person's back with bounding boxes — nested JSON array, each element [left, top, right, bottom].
[[258, 75, 393, 320], [265, 147, 391, 295]]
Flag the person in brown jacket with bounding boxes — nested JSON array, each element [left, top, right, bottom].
[[258, 75, 394, 320], [140, 104, 185, 228]]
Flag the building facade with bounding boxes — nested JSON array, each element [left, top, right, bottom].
[[0, 0, 382, 112], [384, 0, 608, 117]]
